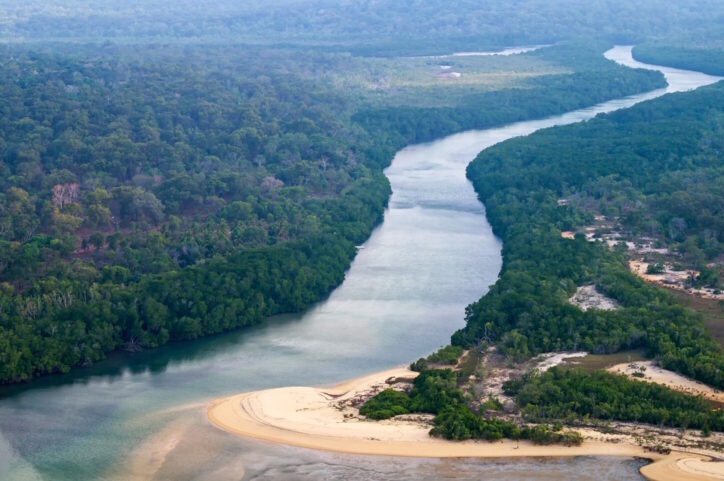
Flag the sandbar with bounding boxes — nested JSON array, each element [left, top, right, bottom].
[[208, 367, 723, 481]]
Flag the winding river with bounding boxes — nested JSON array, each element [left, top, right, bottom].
[[0, 47, 720, 481]]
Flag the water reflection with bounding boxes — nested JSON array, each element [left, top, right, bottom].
[[0, 314, 305, 400], [1, 46, 720, 481]]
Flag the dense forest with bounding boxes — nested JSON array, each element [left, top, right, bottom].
[[3, 1, 724, 56], [633, 44, 724, 76], [455, 81, 724, 389], [0, 43, 665, 382], [4, 4, 724, 480], [0, 46, 395, 381]]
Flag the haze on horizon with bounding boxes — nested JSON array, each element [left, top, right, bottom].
[[2, 0, 724, 55]]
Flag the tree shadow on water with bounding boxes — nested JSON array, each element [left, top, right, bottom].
[[0, 312, 306, 400]]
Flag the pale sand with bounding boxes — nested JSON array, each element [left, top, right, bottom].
[[608, 361, 724, 405], [112, 416, 195, 481], [641, 452, 724, 481], [535, 352, 588, 371], [207, 367, 723, 481], [568, 285, 619, 311], [629, 260, 723, 300]]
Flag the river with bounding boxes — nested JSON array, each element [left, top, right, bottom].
[[0, 46, 720, 481]]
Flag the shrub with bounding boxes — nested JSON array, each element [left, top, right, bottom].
[[359, 389, 411, 420]]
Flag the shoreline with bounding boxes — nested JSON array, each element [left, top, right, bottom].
[[207, 367, 721, 481]]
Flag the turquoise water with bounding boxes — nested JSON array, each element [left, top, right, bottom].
[[0, 47, 719, 481]]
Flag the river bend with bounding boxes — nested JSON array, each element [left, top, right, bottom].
[[0, 46, 719, 481]]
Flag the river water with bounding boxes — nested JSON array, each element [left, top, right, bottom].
[[0, 47, 719, 481]]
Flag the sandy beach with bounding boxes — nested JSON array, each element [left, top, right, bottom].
[[207, 367, 723, 481]]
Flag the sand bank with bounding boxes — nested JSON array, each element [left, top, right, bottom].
[[207, 367, 638, 457], [641, 452, 724, 481], [207, 367, 723, 480], [608, 361, 724, 405], [629, 260, 723, 300], [568, 285, 619, 311], [535, 352, 588, 371], [112, 416, 195, 481]]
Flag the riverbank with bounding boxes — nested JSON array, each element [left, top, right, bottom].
[[207, 368, 722, 481]]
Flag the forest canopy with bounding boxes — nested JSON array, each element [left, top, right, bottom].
[[0, 43, 666, 382], [2, 1, 724, 55], [457, 80, 724, 388]]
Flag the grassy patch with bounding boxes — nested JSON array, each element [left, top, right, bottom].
[[667, 289, 724, 348]]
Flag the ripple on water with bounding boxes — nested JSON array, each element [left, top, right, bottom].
[[244, 453, 647, 481], [0, 46, 719, 481]]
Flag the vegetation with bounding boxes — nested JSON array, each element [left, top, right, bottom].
[[360, 369, 582, 445], [355, 43, 664, 147], [363, 364, 722, 441], [359, 388, 412, 420], [410, 345, 464, 371], [0, 42, 665, 383], [505, 367, 724, 432], [646, 263, 665, 275], [633, 44, 724, 76], [0, 46, 393, 382], [359, 369, 464, 420], [666, 289, 724, 348], [3, 1, 724, 56], [455, 81, 724, 388]]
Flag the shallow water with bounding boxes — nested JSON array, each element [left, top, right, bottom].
[[0, 47, 719, 481]]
